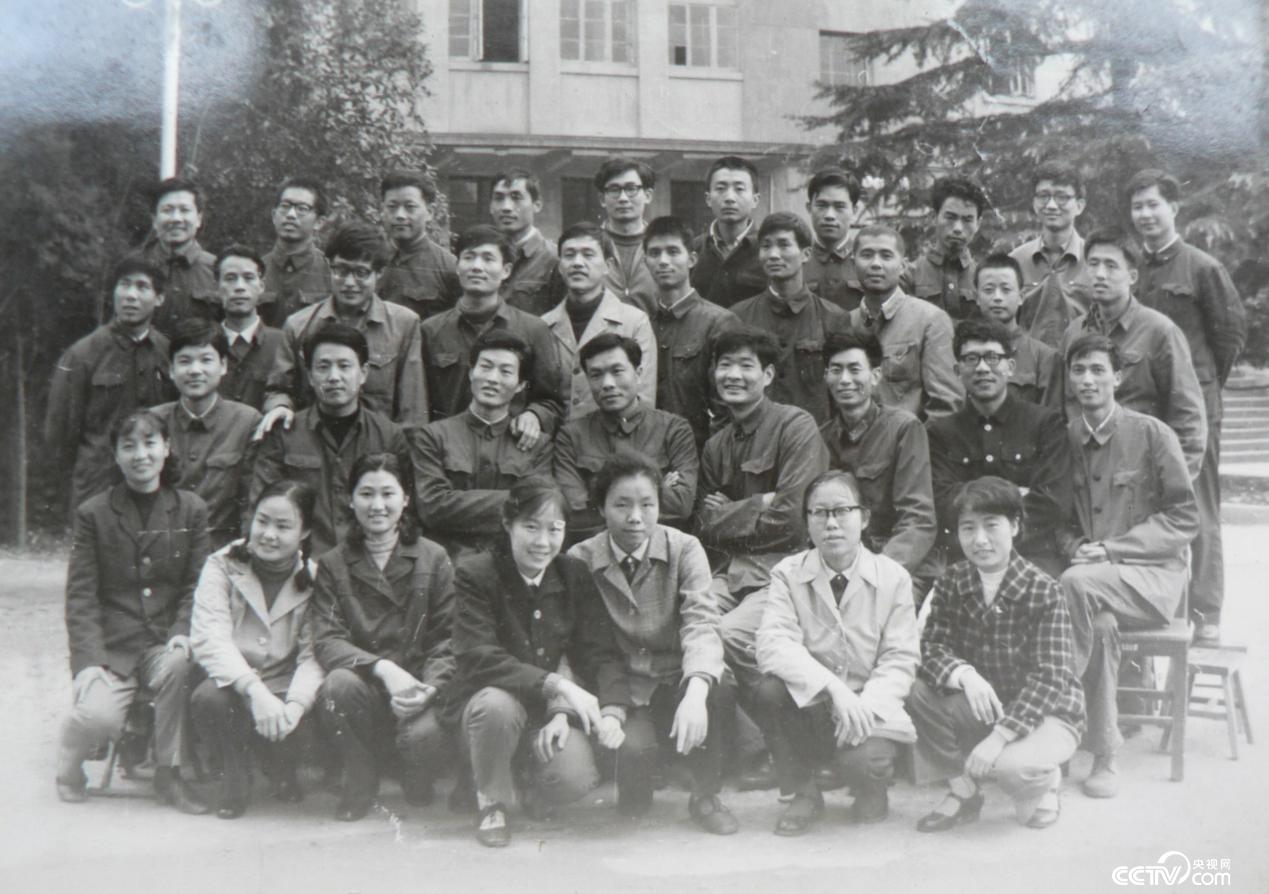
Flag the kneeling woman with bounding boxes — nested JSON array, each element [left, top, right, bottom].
[[57, 410, 211, 813], [909, 476, 1085, 831], [446, 478, 631, 847], [310, 453, 456, 821], [190, 480, 324, 818]]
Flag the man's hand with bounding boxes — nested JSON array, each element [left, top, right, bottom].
[[166, 634, 192, 658], [700, 492, 730, 514], [72, 666, 114, 701], [596, 714, 626, 750], [555, 678, 601, 735], [663, 470, 683, 490], [510, 411, 543, 451], [669, 677, 710, 755], [828, 681, 874, 748], [252, 406, 294, 443], [247, 681, 290, 742], [961, 668, 1004, 725], [535, 713, 571, 763], [1071, 542, 1110, 565], [965, 729, 1009, 780], [760, 492, 775, 509]]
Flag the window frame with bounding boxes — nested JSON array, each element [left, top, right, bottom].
[[449, 0, 529, 64], [668, 2, 739, 71], [818, 30, 873, 88], [560, 0, 636, 68]]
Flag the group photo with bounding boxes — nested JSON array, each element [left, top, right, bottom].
[[2, 1, 1266, 892]]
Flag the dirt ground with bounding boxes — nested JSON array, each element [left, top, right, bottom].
[[3, 524, 1268, 894]]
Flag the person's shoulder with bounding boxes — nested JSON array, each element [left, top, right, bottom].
[[865, 547, 912, 590], [769, 399, 819, 428], [728, 292, 763, 316], [567, 530, 607, 565], [66, 324, 114, 357], [1008, 236, 1042, 261], [879, 403, 924, 431], [454, 549, 499, 583], [650, 407, 692, 431], [1177, 240, 1227, 271], [411, 534, 453, 567], [256, 324, 285, 347], [150, 400, 178, 420], [282, 301, 322, 333], [220, 398, 262, 425], [379, 297, 422, 326], [172, 486, 209, 516], [419, 304, 459, 335]]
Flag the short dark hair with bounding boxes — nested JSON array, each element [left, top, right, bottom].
[[803, 469, 865, 517], [643, 215, 695, 251], [215, 243, 267, 279], [303, 321, 369, 369], [110, 253, 166, 294], [152, 177, 202, 212], [110, 409, 177, 487], [852, 223, 907, 256], [1031, 162, 1084, 200], [1065, 333, 1121, 371], [379, 170, 438, 204], [930, 176, 988, 218], [232, 479, 320, 588], [807, 167, 861, 205], [580, 332, 642, 371], [558, 221, 616, 260], [456, 224, 513, 265], [711, 326, 780, 369], [492, 169, 542, 202], [169, 318, 229, 361], [469, 329, 533, 383], [954, 318, 1013, 360], [706, 155, 759, 192], [347, 452, 419, 546], [974, 252, 1023, 289], [757, 212, 812, 249], [823, 328, 883, 370], [1124, 168, 1182, 204], [594, 157, 655, 191], [1084, 228, 1139, 269], [501, 477, 569, 528], [274, 176, 328, 217], [590, 450, 662, 508], [951, 475, 1024, 527], [325, 221, 391, 269]]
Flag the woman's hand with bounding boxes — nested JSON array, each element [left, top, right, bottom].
[[248, 681, 290, 742]]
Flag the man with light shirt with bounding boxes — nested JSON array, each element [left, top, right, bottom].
[[215, 244, 283, 411], [491, 169, 561, 316]]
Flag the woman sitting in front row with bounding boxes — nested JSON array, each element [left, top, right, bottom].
[[190, 480, 324, 818]]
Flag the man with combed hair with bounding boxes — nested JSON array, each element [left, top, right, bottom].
[[215, 244, 284, 411], [595, 157, 658, 317], [142, 177, 218, 335], [377, 170, 462, 320], [261, 176, 332, 327], [973, 253, 1062, 406], [490, 169, 562, 315], [803, 167, 864, 311], [909, 176, 987, 322], [690, 155, 767, 309]]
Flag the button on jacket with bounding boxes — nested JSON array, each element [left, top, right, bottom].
[[310, 536, 456, 694], [260, 242, 332, 328], [909, 246, 978, 322], [501, 229, 563, 316], [143, 238, 220, 335], [653, 291, 738, 448], [1010, 233, 1091, 349], [690, 227, 766, 310], [264, 294, 428, 429], [220, 324, 284, 411], [757, 547, 919, 741], [191, 546, 324, 709], [543, 290, 657, 419], [251, 405, 408, 556], [44, 323, 175, 508], [804, 241, 865, 312], [378, 237, 462, 321], [64, 484, 211, 678]]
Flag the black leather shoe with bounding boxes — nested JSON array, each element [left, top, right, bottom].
[[849, 782, 889, 824], [814, 764, 850, 791], [475, 803, 511, 848], [1027, 794, 1061, 830], [774, 790, 824, 836], [56, 774, 88, 803], [689, 795, 739, 835], [334, 797, 374, 822], [916, 790, 983, 833], [216, 799, 247, 819], [737, 754, 778, 792], [154, 768, 210, 816]]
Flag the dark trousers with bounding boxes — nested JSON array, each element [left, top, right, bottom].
[[1192, 405, 1223, 619], [189, 678, 306, 803], [752, 674, 897, 797]]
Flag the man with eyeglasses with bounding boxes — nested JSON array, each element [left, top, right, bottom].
[[691, 156, 768, 309], [927, 319, 1072, 580], [260, 176, 332, 328], [142, 177, 219, 336], [377, 170, 462, 321], [1009, 163, 1092, 349], [910, 176, 987, 322], [974, 253, 1062, 407], [491, 169, 563, 316], [258, 221, 428, 434], [596, 157, 658, 318]]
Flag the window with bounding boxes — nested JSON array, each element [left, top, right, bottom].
[[668, 4, 738, 69], [561, 177, 603, 228], [819, 31, 872, 87], [984, 34, 1036, 97], [560, 0, 635, 64], [450, 0, 524, 63], [670, 180, 713, 237], [447, 177, 493, 234]]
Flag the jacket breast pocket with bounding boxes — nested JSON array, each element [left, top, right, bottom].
[[1112, 467, 1144, 513], [1003, 441, 1038, 471], [882, 341, 920, 389], [738, 452, 778, 493], [282, 452, 323, 486], [793, 338, 825, 385]]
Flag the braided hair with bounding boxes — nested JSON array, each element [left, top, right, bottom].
[[230, 479, 318, 590]]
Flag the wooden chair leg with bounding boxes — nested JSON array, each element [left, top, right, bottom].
[[1168, 655, 1187, 781], [1233, 669, 1253, 745], [1222, 673, 1239, 760]]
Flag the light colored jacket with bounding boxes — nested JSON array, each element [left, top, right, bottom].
[[543, 289, 657, 418], [757, 546, 919, 741], [191, 545, 324, 710]]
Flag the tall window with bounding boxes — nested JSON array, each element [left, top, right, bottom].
[[447, 177, 493, 233], [819, 31, 872, 87], [669, 180, 713, 236], [560, 0, 635, 64], [561, 177, 603, 227], [984, 34, 1037, 98], [450, 0, 523, 62], [668, 4, 738, 69]]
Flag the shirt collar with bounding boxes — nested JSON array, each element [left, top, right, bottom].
[[765, 286, 814, 316], [271, 241, 320, 267], [732, 397, 770, 438], [1144, 234, 1182, 263], [599, 399, 646, 435], [318, 293, 386, 325], [179, 394, 220, 425], [838, 400, 880, 443], [813, 234, 853, 262], [109, 321, 152, 345], [926, 244, 973, 270], [515, 228, 546, 259], [708, 219, 754, 255], [223, 318, 262, 345], [1081, 405, 1120, 446], [971, 392, 1017, 426], [520, 569, 546, 588], [658, 289, 700, 318], [860, 288, 906, 323], [153, 237, 203, 266], [465, 408, 512, 436], [608, 534, 651, 566]]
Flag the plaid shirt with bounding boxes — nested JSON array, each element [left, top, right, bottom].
[[919, 553, 1085, 739]]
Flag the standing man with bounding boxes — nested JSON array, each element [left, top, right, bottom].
[[216, 244, 284, 411], [596, 157, 658, 317], [143, 177, 218, 335], [848, 225, 962, 420], [1128, 169, 1247, 643], [45, 255, 176, 509], [377, 170, 461, 321], [543, 222, 657, 420], [1009, 162, 1091, 348], [260, 176, 332, 328], [803, 168, 864, 312], [730, 212, 850, 424], [910, 176, 987, 322], [643, 216, 738, 449], [691, 156, 767, 309], [974, 254, 1062, 407], [490, 169, 561, 316]]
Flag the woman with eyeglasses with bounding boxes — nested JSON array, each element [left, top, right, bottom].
[[750, 469, 920, 836]]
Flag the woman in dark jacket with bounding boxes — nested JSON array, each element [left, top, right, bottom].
[[56, 409, 211, 814], [448, 477, 631, 848], [310, 453, 456, 821]]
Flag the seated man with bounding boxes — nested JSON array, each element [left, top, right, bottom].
[[753, 469, 919, 835], [1058, 334, 1198, 799], [973, 253, 1061, 407], [569, 453, 738, 835], [151, 319, 261, 549], [252, 323, 408, 556], [554, 333, 698, 537], [215, 244, 284, 411], [410, 330, 554, 558], [927, 319, 1072, 579], [819, 329, 936, 587], [908, 476, 1084, 833]]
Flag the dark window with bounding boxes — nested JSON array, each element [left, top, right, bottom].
[[561, 177, 603, 228], [447, 176, 492, 234], [482, 0, 521, 62], [670, 180, 713, 238]]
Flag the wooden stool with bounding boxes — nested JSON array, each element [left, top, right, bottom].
[[1165, 646, 1254, 759]]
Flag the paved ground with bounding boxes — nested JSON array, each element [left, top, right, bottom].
[[3, 523, 1268, 894]]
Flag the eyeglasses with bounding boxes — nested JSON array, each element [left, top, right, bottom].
[[807, 506, 863, 523], [1034, 191, 1076, 207], [331, 263, 375, 282], [959, 351, 1008, 368], [603, 183, 646, 198], [277, 200, 315, 215]]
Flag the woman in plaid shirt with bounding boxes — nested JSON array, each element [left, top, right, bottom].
[[908, 476, 1085, 831]]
